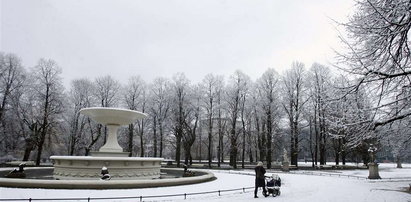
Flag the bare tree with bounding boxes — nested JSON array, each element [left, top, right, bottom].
[[0, 53, 25, 122], [282, 62, 307, 167], [66, 78, 94, 156], [329, 75, 374, 164], [171, 73, 190, 167], [0, 53, 26, 155], [338, 0, 411, 129], [31, 59, 64, 165], [182, 85, 201, 165], [256, 68, 281, 168], [226, 70, 250, 168], [123, 76, 147, 156], [250, 89, 265, 162], [10, 74, 39, 161], [200, 74, 222, 168], [306, 63, 333, 165], [239, 88, 251, 169], [214, 76, 226, 167], [149, 77, 171, 157]]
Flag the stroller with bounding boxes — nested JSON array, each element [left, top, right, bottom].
[[266, 174, 281, 197]]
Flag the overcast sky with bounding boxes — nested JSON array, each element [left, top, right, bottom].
[[1, 0, 354, 87]]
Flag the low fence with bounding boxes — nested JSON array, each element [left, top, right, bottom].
[[0, 186, 254, 202]]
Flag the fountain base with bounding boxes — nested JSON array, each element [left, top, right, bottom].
[[51, 156, 163, 180]]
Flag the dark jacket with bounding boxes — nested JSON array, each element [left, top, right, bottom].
[[254, 165, 266, 187]]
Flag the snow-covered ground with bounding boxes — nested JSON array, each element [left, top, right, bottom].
[[0, 163, 410, 202]]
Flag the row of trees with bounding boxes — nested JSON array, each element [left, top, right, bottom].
[[2, 51, 408, 168], [1, 0, 410, 168]]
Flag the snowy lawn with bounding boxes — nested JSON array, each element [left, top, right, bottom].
[[0, 163, 410, 202]]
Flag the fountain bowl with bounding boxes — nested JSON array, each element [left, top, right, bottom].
[[79, 107, 147, 126]]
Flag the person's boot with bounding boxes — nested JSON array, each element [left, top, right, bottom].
[[254, 195, 258, 198]]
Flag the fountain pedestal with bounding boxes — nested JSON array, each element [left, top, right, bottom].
[[90, 124, 130, 157]]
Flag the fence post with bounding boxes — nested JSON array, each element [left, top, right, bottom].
[[218, 190, 221, 196], [184, 193, 187, 200], [88, 197, 90, 202], [29, 198, 32, 202], [243, 188, 245, 193]]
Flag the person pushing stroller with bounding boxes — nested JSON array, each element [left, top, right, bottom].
[[254, 161, 268, 198]]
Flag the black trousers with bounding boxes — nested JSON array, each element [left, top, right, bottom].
[[254, 186, 267, 197]]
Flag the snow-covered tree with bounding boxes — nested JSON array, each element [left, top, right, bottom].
[[31, 58, 65, 165], [226, 70, 250, 168], [256, 68, 281, 168], [123, 76, 147, 156], [149, 77, 171, 157], [339, 0, 411, 129], [170, 73, 191, 167], [66, 78, 94, 156], [282, 62, 307, 167]]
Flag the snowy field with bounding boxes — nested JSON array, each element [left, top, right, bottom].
[[0, 163, 410, 202]]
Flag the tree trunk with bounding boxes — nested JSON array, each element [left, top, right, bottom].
[[176, 134, 182, 167], [266, 111, 273, 169], [220, 132, 224, 163], [184, 145, 190, 165], [36, 128, 47, 166], [153, 117, 157, 157], [128, 124, 134, 157], [208, 129, 213, 168], [335, 138, 342, 165], [139, 120, 145, 157], [396, 156, 402, 168], [36, 84, 51, 166], [69, 113, 80, 156], [22, 138, 35, 161], [241, 130, 245, 169], [230, 138, 237, 169], [85, 147, 91, 156], [217, 104, 223, 167], [159, 121, 163, 157], [248, 131, 254, 163], [342, 138, 346, 165], [260, 122, 266, 162], [230, 127, 237, 169], [198, 131, 202, 162], [335, 147, 340, 165], [241, 116, 246, 169], [309, 117, 315, 168], [208, 111, 213, 168]]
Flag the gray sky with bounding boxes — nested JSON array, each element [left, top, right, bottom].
[[1, 0, 354, 87]]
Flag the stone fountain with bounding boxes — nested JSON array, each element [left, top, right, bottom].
[[51, 107, 164, 180]]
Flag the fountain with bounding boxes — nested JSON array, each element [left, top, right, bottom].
[[0, 107, 215, 189], [51, 107, 164, 180]]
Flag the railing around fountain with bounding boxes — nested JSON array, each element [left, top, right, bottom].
[[0, 186, 255, 201]]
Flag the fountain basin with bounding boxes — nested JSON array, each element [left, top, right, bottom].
[[50, 156, 163, 180], [0, 167, 216, 189]]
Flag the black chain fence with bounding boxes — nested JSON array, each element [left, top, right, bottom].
[[0, 186, 255, 202]]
